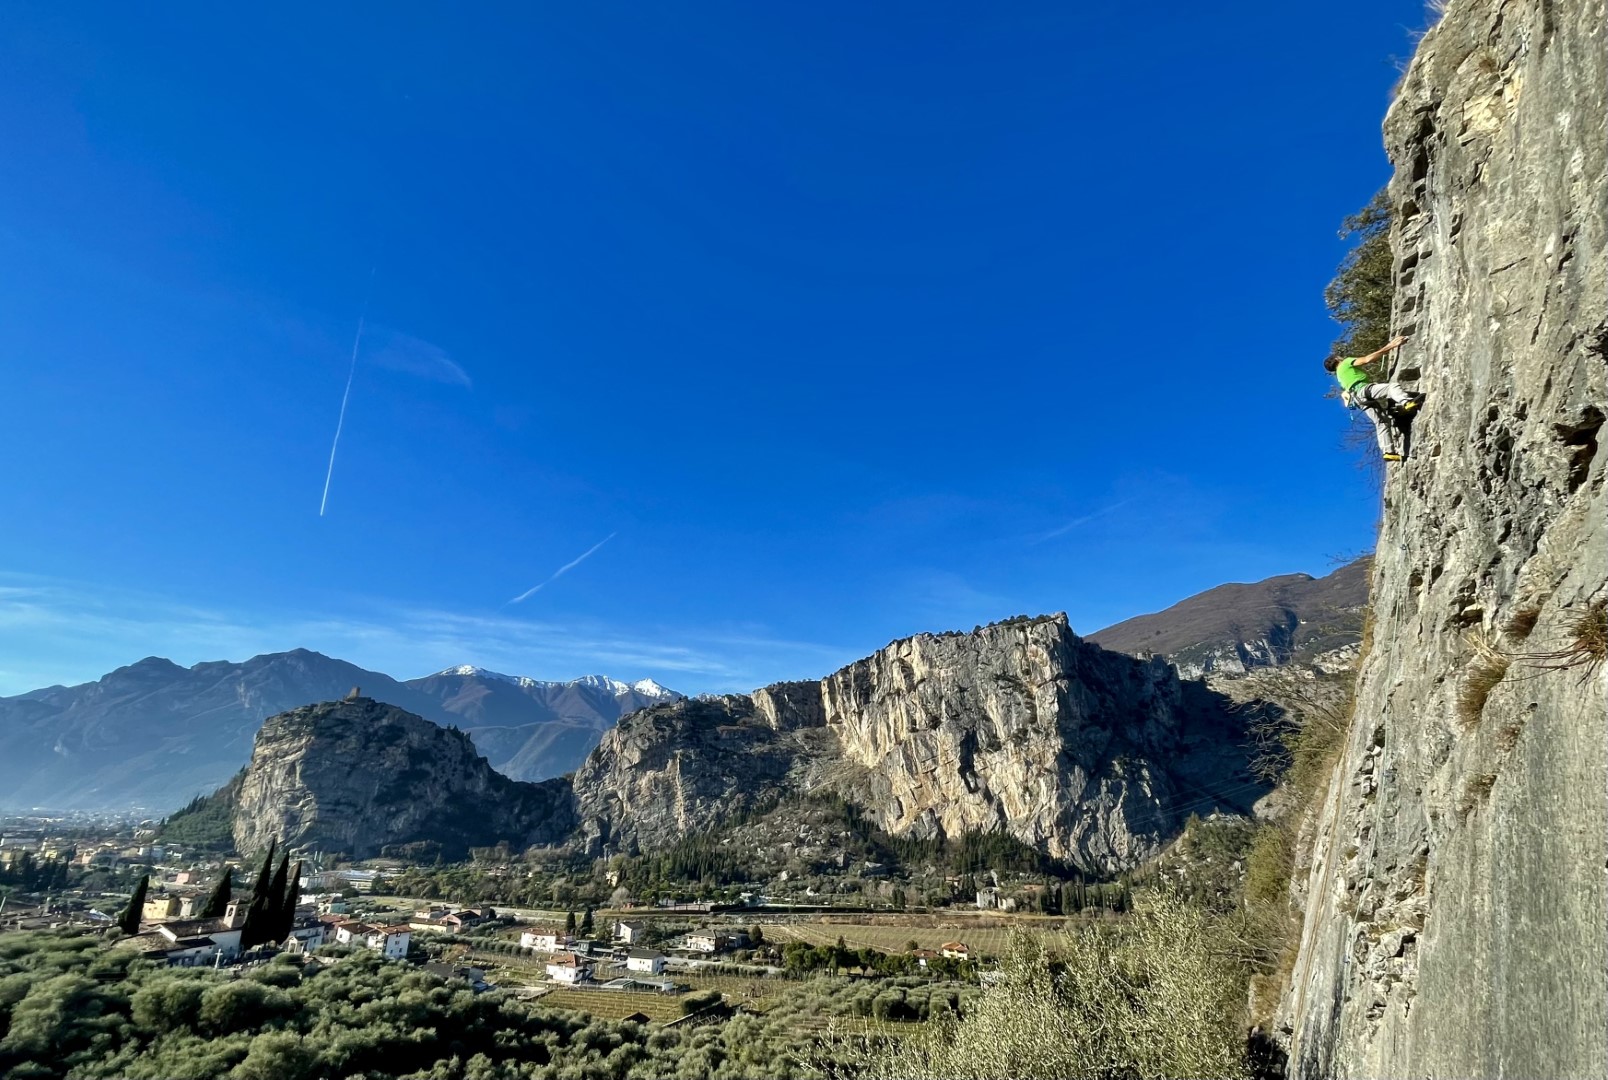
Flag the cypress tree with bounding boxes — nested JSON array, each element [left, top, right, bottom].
[[276, 860, 303, 942], [239, 841, 277, 950], [263, 854, 290, 941], [199, 867, 233, 919], [248, 842, 276, 906], [118, 874, 150, 935], [565, 909, 577, 934], [580, 907, 594, 936]]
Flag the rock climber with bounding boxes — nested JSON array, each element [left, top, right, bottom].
[[1325, 335, 1423, 462]]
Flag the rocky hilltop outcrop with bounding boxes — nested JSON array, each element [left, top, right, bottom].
[[576, 615, 1268, 873], [1279, 1, 1606, 1077], [231, 698, 574, 860]]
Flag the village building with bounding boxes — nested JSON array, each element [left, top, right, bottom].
[[438, 907, 494, 929], [333, 921, 376, 946], [410, 905, 496, 932], [331, 920, 411, 957], [119, 913, 247, 967], [283, 919, 327, 953], [370, 924, 412, 958], [686, 932, 728, 954], [520, 929, 571, 952], [545, 952, 592, 985], [155, 935, 218, 967], [625, 948, 666, 975], [142, 894, 182, 921], [158, 916, 244, 956], [614, 919, 646, 945], [940, 941, 970, 961]]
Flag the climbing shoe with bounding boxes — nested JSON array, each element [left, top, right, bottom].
[[1382, 452, 1404, 462]]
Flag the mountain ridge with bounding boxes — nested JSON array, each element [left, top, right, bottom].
[[1088, 557, 1369, 676], [221, 614, 1270, 874], [2, 561, 1360, 814], [0, 651, 677, 811]]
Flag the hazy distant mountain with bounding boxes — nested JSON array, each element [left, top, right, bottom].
[[0, 650, 678, 812], [1088, 558, 1370, 676], [402, 667, 680, 782]]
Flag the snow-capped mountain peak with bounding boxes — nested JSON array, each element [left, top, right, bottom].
[[632, 678, 674, 698], [436, 667, 677, 699]]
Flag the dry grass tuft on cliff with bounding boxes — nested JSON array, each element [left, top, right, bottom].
[[1503, 604, 1542, 641], [1456, 633, 1512, 728], [1513, 598, 1608, 677], [1456, 772, 1500, 819]]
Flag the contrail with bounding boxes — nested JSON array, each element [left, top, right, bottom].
[[319, 268, 376, 517], [508, 532, 618, 604], [1032, 498, 1136, 544]]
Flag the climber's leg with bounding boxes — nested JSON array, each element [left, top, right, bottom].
[[1360, 388, 1402, 460]]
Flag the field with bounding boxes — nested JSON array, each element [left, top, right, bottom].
[[759, 919, 1063, 958], [675, 971, 786, 1006], [535, 987, 685, 1022]]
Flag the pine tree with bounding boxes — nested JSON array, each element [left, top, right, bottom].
[[199, 867, 233, 919], [118, 874, 149, 935]]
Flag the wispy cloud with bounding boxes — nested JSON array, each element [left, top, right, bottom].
[[1029, 498, 1136, 544], [508, 533, 618, 605], [0, 571, 852, 697], [365, 327, 471, 388]]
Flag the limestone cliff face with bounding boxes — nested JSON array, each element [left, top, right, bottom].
[[232, 698, 574, 860], [570, 694, 829, 856], [1279, 2, 1607, 1077], [818, 616, 1238, 870], [575, 615, 1266, 873]]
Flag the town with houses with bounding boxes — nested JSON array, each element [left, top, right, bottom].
[[1, 815, 993, 1007]]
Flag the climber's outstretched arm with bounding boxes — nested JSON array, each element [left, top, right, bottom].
[[1353, 335, 1408, 367]]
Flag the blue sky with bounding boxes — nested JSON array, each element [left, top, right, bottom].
[[0, 2, 1428, 695]]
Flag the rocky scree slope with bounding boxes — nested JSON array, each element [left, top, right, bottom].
[[231, 698, 574, 860], [1278, 1, 1606, 1077], [575, 614, 1269, 874]]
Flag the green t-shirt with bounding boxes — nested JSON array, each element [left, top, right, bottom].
[[1336, 358, 1370, 393]]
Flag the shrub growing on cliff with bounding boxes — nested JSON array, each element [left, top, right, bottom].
[[1324, 187, 1395, 362]]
